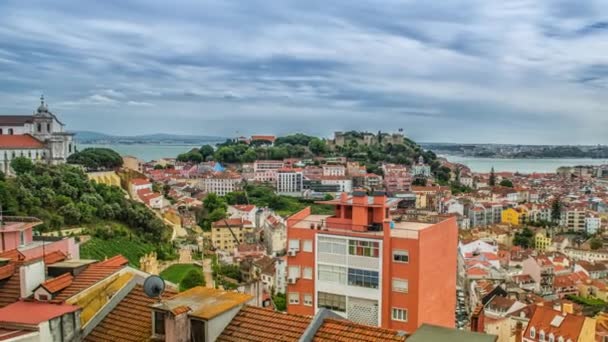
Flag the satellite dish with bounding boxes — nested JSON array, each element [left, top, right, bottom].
[[143, 275, 166, 299]]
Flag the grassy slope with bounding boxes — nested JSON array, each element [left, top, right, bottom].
[[80, 235, 155, 266], [160, 264, 201, 285]]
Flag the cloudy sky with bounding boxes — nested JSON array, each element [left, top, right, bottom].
[[0, 0, 607, 144]]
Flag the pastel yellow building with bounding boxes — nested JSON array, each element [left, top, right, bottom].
[[501, 207, 527, 225], [87, 171, 121, 187], [535, 231, 552, 251], [210, 218, 254, 251]]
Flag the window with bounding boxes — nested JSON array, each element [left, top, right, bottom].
[[318, 264, 347, 284], [288, 292, 299, 305], [392, 278, 409, 293], [38, 294, 48, 301], [288, 239, 300, 251], [530, 327, 535, 338], [549, 334, 554, 342], [37, 123, 41, 132], [153, 311, 166, 336], [0, 129, 2, 135], [539, 330, 545, 341], [47, 123, 51, 132], [19, 231, 25, 247], [303, 267, 313, 279], [317, 292, 346, 312], [8, 129, 13, 135], [393, 250, 409, 263], [303, 240, 313, 252], [318, 236, 346, 254], [304, 294, 313, 306], [191, 319, 205, 342], [348, 240, 379, 257], [392, 308, 408, 322], [69, 143, 72, 153], [288, 266, 300, 279], [348, 268, 379, 288]]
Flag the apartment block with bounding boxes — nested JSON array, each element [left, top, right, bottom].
[[285, 191, 457, 333]]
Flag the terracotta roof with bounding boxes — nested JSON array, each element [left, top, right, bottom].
[[0, 249, 25, 262], [213, 218, 252, 227], [43, 251, 66, 265], [130, 178, 151, 186], [523, 305, 586, 341], [85, 284, 177, 342], [217, 305, 311, 342], [52, 258, 127, 302], [314, 318, 407, 342], [251, 135, 276, 142], [0, 264, 15, 281], [0, 134, 44, 149], [0, 266, 21, 308], [39, 273, 73, 294], [0, 301, 79, 325], [98, 255, 129, 268]]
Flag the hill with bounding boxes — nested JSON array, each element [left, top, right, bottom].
[[74, 131, 227, 144]]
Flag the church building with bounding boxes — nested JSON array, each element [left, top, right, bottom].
[[0, 96, 75, 174]]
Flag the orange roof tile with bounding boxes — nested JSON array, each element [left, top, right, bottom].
[[53, 259, 127, 302], [217, 305, 311, 342], [314, 318, 407, 342], [523, 305, 586, 341], [43, 251, 66, 265], [0, 249, 25, 262], [85, 284, 177, 342], [0, 265, 21, 308], [98, 255, 129, 268], [0, 264, 15, 281], [39, 273, 73, 294], [0, 135, 44, 149]]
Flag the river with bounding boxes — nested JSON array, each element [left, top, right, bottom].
[[78, 143, 608, 173], [442, 155, 608, 173]]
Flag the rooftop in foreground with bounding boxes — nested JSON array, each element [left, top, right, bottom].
[[407, 324, 497, 342], [152, 287, 252, 320], [291, 214, 437, 238]]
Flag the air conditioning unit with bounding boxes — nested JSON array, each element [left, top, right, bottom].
[[288, 249, 297, 257], [288, 277, 297, 284]]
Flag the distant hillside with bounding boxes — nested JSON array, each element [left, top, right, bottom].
[[74, 131, 227, 144]]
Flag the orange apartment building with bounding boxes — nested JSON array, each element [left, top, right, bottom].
[[286, 190, 457, 333]]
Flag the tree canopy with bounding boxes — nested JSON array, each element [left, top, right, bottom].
[[67, 148, 123, 170], [499, 179, 514, 188], [179, 268, 205, 292]]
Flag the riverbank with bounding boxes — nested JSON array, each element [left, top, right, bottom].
[[442, 155, 608, 173]]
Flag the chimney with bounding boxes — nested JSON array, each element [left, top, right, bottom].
[[340, 192, 348, 203], [562, 302, 573, 315], [352, 190, 367, 205], [470, 305, 485, 333], [372, 190, 387, 205], [514, 321, 523, 342]]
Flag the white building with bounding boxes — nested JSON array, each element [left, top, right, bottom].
[[586, 216, 601, 235], [0, 96, 75, 174], [263, 214, 287, 256], [275, 257, 287, 294], [460, 176, 474, 188], [199, 172, 242, 196], [411, 156, 431, 178], [322, 165, 346, 177], [277, 168, 303, 195], [320, 176, 352, 193], [228, 205, 258, 227]]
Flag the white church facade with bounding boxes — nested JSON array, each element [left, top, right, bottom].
[[0, 96, 75, 174]]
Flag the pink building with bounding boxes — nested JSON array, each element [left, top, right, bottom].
[[0, 217, 79, 261]]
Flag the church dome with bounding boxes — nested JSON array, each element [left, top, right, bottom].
[[36, 95, 49, 114]]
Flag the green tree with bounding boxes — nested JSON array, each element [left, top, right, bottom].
[[10, 157, 34, 174], [308, 138, 327, 156], [412, 178, 427, 186], [273, 293, 286, 311], [513, 227, 534, 248], [551, 197, 562, 223], [590, 238, 603, 250], [67, 148, 123, 170], [489, 167, 496, 186], [179, 268, 205, 291], [199, 145, 215, 160], [154, 164, 165, 170], [499, 179, 514, 187]]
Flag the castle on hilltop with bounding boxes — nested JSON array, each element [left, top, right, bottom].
[[0, 96, 75, 174], [329, 130, 405, 148]]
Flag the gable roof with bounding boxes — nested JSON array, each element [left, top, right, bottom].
[[0, 264, 21, 308], [216, 305, 311, 341], [0, 301, 79, 325], [85, 284, 177, 342], [313, 318, 406, 341], [523, 305, 586, 341], [0, 116, 34, 126], [43, 251, 67, 265], [52, 256, 128, 302], [38, 273, 73, 294]]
